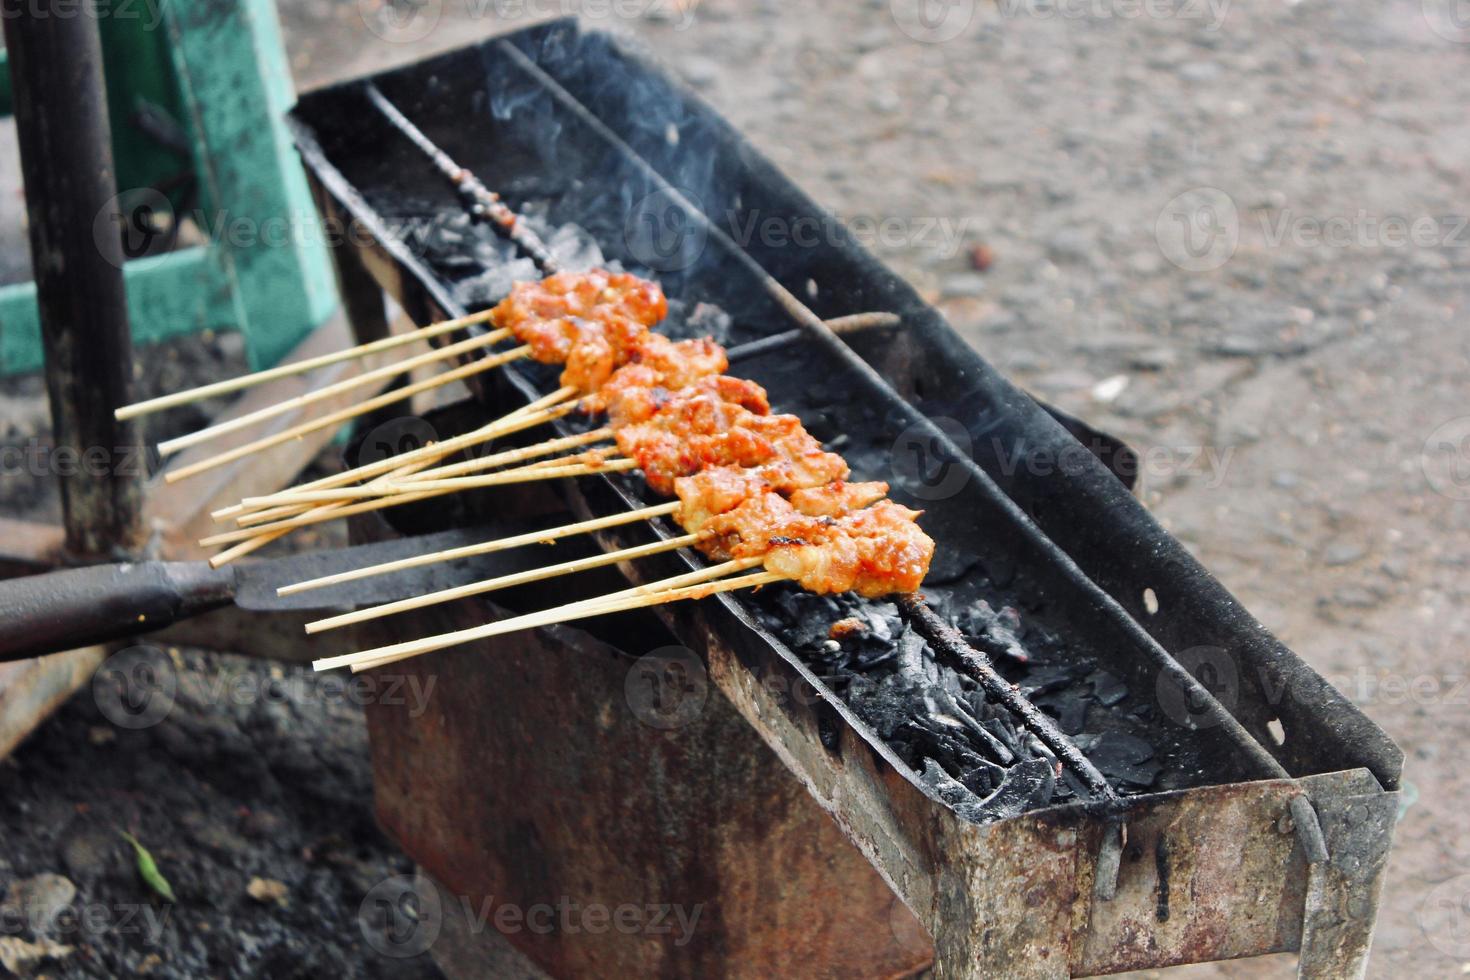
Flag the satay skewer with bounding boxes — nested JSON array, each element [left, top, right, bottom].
[[210, 387, 577, 523], [315, 560, 777, 673], [237, 429, 612, 510], [166, 345, 533, 484], [115, 310, 502, 421], [277, 501, 682, 596], [198, 458, 639, 548], [156, 328, 514, 457], [305, 531, 708, 633]]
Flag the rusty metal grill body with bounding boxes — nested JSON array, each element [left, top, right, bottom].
[[290, 20, 1400, 978]]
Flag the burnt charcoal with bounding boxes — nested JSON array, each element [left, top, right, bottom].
[[956, 599, 1033, 664], [968, 758, 1058, 822], [1019, 664, 1077, 699], [920, 758, 986, 814], [1075, 732, 1161, 788], [1089, 669, 1130, 707], [1053, 697, 1089, 735], [960, 759, 1007, 797]]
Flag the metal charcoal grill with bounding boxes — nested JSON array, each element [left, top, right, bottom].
[[288, 19, 1400, 978]]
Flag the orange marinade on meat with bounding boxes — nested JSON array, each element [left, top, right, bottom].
[[674, 466, 887, 532], [615, 393, 849, 496], [575, 334, 732, 404], [492, 270, 668, 380], [694, 491, 934, 597]]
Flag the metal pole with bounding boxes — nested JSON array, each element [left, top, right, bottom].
[[3, 0, 144, 557]]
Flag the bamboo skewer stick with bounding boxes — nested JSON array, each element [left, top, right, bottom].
[[115, 309, 502, 421], [239, 428, 612, 510], [306, 532, 708, 633], [236, 455, 631, 508], [156, 328, 513, 457], [394, 428, 613, 485], [207, 456, 431, 568], [315, 560, 777, 672], [379, 456, 630, 496], [166, 345, 533, 484], [198, 458, 638, 548], [277, 501, 682, 596], [211, 387, 577, 523]]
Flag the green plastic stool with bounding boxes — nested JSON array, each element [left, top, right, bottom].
[[0, 0, 337, 375]]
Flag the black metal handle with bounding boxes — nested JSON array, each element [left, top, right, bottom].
[[0, 562, 237, 662]]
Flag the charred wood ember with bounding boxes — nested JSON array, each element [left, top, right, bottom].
[[363, 82, 562, 272], [895, 592, 1119, 803]]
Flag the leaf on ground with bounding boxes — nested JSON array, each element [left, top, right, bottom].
[[120, 831, 178, 903]]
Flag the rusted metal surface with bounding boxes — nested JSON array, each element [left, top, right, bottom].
[[352, 508, 933, 978]]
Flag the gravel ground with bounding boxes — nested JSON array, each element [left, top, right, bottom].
[[2, 1, 1467, 976]]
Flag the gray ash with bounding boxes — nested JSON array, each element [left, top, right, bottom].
[[746, 583, 1167, 820]]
